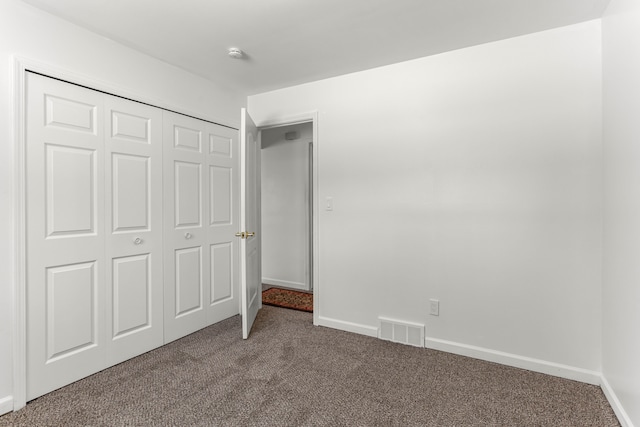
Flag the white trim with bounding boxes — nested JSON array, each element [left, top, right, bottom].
[[256, 113, 316, 130], [13, 57, 28, 411], [425, 336, 601, 385], [0, 396, 13, 416], [600, 375, 635, 427], [317, 315, 378, 338], [263, 278, 308, 291], [254, 111, 320, 326]]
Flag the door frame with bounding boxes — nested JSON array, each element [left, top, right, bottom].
[[254, 112, 319, 325], [11, 57, 239, 411]]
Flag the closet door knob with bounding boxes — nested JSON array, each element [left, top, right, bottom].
[[133, 237, 143, 245], [185, 232, 192, 239]]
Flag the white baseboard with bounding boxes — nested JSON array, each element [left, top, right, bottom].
[[600, 375, 635, 427], [263, 278, 308, 291], [425, 336, 601, 385], [316, 315, 378, 338], [0, 395, 13, 416]]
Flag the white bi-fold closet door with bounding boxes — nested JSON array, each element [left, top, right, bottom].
[[162, 111, 239, 343], [26, 73, 239, 400]]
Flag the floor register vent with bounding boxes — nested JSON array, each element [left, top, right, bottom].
[[378, 317, 425, 348]]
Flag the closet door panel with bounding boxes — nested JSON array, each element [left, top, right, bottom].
[[104, 96, 164, 365], [206, 124, 240, 323], [26, 73, 106, 400], [163, 112, 209, 342]]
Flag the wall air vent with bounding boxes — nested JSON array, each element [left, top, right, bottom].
[[378, 317, 425, 348]]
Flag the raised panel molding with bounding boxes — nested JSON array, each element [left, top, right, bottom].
[[210, 134, 232, 157], [46, 262, 97, 361], [247, 245, 259, 306], [112, 254, 151, 338], [210, 242, 233, 304], [210, 166, 232, 225], [112, 153, 149, 232], [174, 125, 201, 152], [45, 94, 97, 133], [45, 144, 96, 237], [111, 111, 150, 144], [175, 247, 202, 317], [174, 161, 201, 228]]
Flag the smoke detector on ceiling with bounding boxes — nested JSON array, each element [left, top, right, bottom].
[[228, 47, 243, 59]]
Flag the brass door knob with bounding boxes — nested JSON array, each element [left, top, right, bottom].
[[235, 231, 255, 239]]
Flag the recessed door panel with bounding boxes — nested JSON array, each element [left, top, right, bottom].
[[247, 245, 259, 307], [210, 165, 232, 225], [111, 111, 150, 144], [45, 144, 96, 237], [45, 95, 97, 133], [112, 153, 149, 232], [175, 247, 202, 316], [211, 242, 232, 303], [210, 134, 232, 157], [174, 125, 201, 152], [175, 161, 201, 228], [46, 262, 97, 361], [112, 254, 150, 338]]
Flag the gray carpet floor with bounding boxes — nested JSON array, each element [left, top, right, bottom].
[[1, 306, 620, 426]]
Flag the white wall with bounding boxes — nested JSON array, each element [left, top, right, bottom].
[[249, 21, 603, 374], [0, 0, 246, 411], [602, 0, 640, 424], [261, 123, 312, 291]]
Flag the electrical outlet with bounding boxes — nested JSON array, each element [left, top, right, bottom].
[[429, 299, 439, 316]]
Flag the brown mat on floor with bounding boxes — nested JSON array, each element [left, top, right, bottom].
[[262, 287, 313, 312]]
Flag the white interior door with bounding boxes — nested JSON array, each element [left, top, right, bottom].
[[26, 73, 106, 399], [240, 108, 261, 339], [104, 95, 164, 364]]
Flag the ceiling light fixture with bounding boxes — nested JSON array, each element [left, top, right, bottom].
[[228, 47, 243, 59]]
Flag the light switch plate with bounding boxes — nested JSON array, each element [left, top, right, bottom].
[[326, 197, 333, 211], [429, 299, 439, 316]]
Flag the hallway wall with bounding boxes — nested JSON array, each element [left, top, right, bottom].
[[261, 123, 312, 291]]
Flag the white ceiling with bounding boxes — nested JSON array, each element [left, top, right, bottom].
[[23, 0, 610, 95]]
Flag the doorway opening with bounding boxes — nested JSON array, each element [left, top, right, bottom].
[[260, 122, 313, 299]]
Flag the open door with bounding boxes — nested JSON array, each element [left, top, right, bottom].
[[239, 108, 261, 339]]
